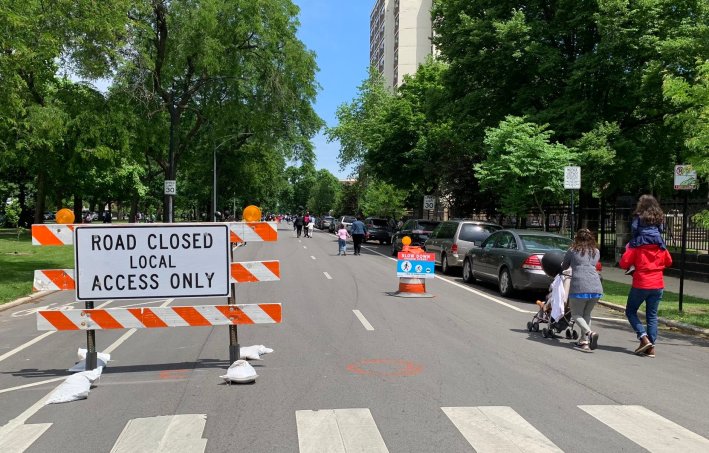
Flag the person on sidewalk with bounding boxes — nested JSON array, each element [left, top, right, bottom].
[[337, 223, 351, 255], [619, 196, 673, 358], [561, 229, 604, 353], [350, 215, 367, 255]]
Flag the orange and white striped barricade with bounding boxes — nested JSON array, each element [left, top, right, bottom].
[[33, 260, 281, 291], [229, 221, 278, 243], [33, 269, 76, 291], [37, 304, 282, 331], [391, 249, 435, 298], [32, 224, 77, 246]]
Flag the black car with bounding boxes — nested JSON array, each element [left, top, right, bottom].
[[391, 219, 441, 255], [363, 217, 393, 244]]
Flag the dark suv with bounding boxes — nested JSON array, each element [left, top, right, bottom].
[[390, 219, 441, 255], [364, 217, 393, 244]]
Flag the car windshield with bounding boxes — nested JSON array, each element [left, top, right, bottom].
[[370, 219, 388, 226], [342, 216, 356, 223], [520, 235, 572, 251], [459, 224, 501, 242], [416, 221, 439, 231]]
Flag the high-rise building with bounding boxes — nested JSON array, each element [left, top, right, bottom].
[[369, 0, 433, 89]]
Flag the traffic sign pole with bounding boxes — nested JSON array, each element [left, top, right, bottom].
[[679, 191, 688, 313], [228, 244, 240, 364]]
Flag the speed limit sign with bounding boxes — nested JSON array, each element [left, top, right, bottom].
[[423, 195, 435, 211], [164, 180, 177, 195]]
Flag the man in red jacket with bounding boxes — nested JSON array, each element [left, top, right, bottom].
[[619, 244, 673, 358]]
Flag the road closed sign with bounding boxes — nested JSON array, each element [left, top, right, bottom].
[[74, 224, 231, 300]]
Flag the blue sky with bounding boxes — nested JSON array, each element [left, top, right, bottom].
[[294, 0, 372, 179]]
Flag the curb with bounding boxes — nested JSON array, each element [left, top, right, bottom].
[[0, 291, 55, 313], [598, 300, 709, 337]]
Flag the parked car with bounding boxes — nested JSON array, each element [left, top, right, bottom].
[[363, 217, 393, 244], [425, 220, 502, 274], [462, 229, 573, 296], [390, 219, 441, 256], [318, 216, 336, 230], [328, 218, 339, 234]]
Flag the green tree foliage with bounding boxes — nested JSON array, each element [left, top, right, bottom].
[[433, 0, 709, 199], [475, 116, 573, 225], [307, 170, 341, 216], [360, 180, 407, 219], [121, 0, 321, 220]]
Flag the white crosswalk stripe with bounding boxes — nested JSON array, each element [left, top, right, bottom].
[[110, 414, 208, 453], [579, 405, 709, 452], [296, 408, 389, 453], [442, 406, 563, 452], [0, 423, 52, 453]]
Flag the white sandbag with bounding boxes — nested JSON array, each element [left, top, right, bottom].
[[220, 360, 258, 384], [45, 367, 103, 405], [69, 348, 110, 372], [257, 345, 274, 355], [239, 346, 262, 360]]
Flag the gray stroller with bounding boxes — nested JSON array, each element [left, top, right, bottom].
[[527, 252, 579, 340]]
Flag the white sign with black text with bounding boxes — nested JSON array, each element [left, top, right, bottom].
[[423, 195, 436, 211], [564, 166, 581, 189], [164, 180, 176, 195], [74, 224, 231, 300]]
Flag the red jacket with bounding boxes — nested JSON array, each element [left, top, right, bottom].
[[619, 245, 673, 289]]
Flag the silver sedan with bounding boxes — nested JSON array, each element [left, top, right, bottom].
[[462, 229, 572, 296]]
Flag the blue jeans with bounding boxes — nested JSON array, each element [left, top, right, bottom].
[[625, 287, 663, 344], [338, 239, 346, 254]]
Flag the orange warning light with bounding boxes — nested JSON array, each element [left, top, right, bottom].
[[55, 208, 75, 224], [401, 236, 412, 246], [242, 205, 262, 222]]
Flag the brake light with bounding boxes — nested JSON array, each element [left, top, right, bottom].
[[451, 243, 458, 254], [522, 255, 543, 270], [595, 261, 603, 272]]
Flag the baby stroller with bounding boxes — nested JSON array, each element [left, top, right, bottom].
[[526, 252, 579, 340]]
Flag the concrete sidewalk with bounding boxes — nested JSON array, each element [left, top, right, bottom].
[[601, 263, 708, 299]]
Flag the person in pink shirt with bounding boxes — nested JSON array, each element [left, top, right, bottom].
[[337, 224, 351, 256]]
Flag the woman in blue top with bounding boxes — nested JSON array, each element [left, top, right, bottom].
[[561, 229, 604, 353]]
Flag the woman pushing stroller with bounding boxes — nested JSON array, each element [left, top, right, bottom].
[[561, 229, 604, 353]]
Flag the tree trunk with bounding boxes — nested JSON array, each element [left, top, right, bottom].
[[164, 108, 180, 223], [73, 195, 83, 224], [34, 171, 47, 225]]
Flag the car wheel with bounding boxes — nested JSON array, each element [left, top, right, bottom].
[[462, 258, 475, 283], [441, 253, 450, 274], [391, 243, 397, 256], [498, 267, 514, 297]]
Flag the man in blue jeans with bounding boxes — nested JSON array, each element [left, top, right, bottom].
[[350, 216, 367, 255], [619, 242, 673, 358]]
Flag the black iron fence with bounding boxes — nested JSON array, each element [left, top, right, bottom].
[[465, 199, 709, 259]]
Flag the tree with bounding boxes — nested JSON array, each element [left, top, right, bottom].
[[307, 170, 341, 215], [121, 0, 321, 221], [360, 180, 407, 219], [475, 116, 574, 226]]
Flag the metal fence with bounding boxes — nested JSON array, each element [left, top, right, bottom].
[[462, 199, 709, 258]]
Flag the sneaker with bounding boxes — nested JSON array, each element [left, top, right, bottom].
[[588, 331, 599, 350], [624, 265, 636, 275], [634, 336, 652, 355], [574, 342, 592, 353], [644, 346, 655, 358]]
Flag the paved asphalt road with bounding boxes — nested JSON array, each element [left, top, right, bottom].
[[1, 223, 708, 452]]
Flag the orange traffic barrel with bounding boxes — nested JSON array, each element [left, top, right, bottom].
[[392, 277, 433, 298]]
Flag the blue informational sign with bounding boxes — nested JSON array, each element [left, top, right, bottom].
[[397, 252, 435, 279]]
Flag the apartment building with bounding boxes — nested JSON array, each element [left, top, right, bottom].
[[370, 0, 433, 89]]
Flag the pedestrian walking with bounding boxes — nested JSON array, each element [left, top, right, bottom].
[[337, 223, 351, 255], [350, 215, 367, 255], [561, 229, 604, 353], [619, 195, 673, 358], [294, 214, 304, 238], [307, 216, 315, 238]]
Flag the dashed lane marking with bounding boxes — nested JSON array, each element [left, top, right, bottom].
[[353, 310, 374, 331], [323, 272, 332, 280]]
